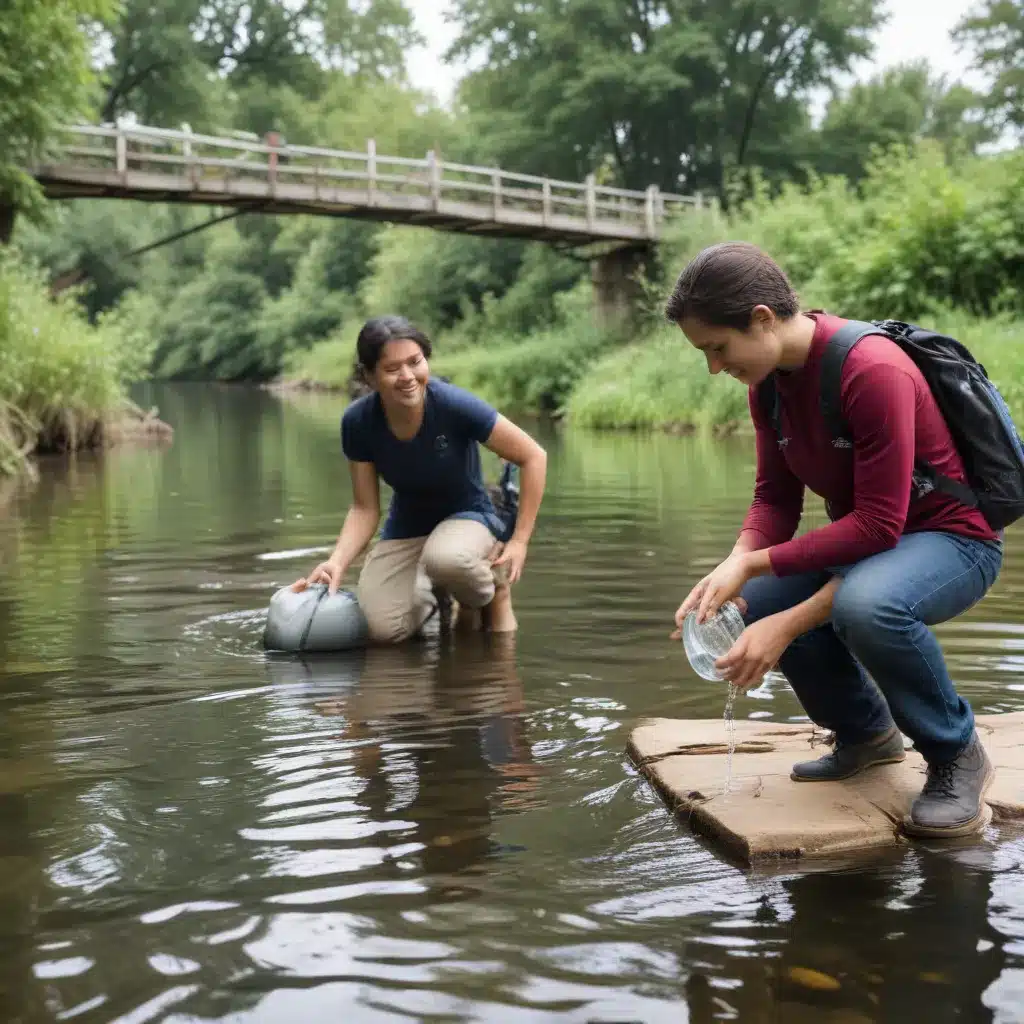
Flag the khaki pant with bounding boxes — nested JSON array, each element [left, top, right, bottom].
[[357, 518, 504, 644]]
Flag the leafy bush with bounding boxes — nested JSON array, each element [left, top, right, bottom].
[[280, 331, 358, 391], [436, 310, 620, 413], [661, 144, 1024, 321], [0, 252, 152, 474]]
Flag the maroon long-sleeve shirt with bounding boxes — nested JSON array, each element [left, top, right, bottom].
[[743, 313, 997, 577]]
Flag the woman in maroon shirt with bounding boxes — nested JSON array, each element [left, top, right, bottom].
[[666, 242, 1003, 839]]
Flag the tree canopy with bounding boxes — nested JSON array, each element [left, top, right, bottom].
[[446, 0, 884, 194], [954, 0, 1024, 139], [0, 0, 115, 234]]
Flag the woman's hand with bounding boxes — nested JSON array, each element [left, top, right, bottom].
[[491, 536, 528, 585], [674, 553, 755, 630], [291, 556, 345, 595], [715, 612, 794, 689]]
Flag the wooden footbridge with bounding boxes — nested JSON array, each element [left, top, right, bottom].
[[32, 124, 700, 249]]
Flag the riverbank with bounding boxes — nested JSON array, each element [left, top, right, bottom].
[[0, 253, 171, 478], [278, 311, 1024, 433]]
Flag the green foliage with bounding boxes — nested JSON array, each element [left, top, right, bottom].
[[363, 227, 539, 335], [0, 252, 151, 474], [816, 62, 994, 179], [443, 246, 586, 346], [97, 0, 422, 127], [14, 200, 173, 317], [572, 144, 1024, 432], [434, 287, 620, 413], [281, 333, 358, 390], [567, 309, 1024, 433], [662, 144, 1024, 321], [0, 0, 114, 217], [954, 0, 1024, 139], [448, 0, 884, 194]]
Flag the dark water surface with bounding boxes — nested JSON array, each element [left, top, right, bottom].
[[1, 382, 1023, 1023]]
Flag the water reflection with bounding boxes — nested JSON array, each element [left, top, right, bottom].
[[0, 382, 1022, 1021], [264, 634, 541, 880], [681, 839, 1018, 1022]]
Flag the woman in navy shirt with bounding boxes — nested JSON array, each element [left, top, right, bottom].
[[293, 316, 548, 640]]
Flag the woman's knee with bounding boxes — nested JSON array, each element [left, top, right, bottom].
[[357, 572, 428, 644], [422, 542, 476, 583], [364, 611, 417, 645], [422, 533, 493, 601], [831, 575, 906, 642]]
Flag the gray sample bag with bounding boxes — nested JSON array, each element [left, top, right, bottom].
[[263, 583, 369, 653]]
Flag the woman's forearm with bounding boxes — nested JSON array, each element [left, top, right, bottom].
[[509, 449, 547, 545], [731, 530, 765, 557], [778, 576, 841, 640], [330, 505, 380, 575]]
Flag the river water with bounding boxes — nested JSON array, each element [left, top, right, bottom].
[[1, 382, 1023, 1023]]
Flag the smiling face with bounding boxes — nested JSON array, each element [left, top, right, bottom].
[[371, 339, 430, 410], [679, 305, 783, 388]]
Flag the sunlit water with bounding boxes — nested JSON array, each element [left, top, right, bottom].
[[1, 382, 1023, 1022]]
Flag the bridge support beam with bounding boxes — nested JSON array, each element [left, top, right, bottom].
[[591, 247, 648, 327]]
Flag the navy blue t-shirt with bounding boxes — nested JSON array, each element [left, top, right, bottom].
[[341, 378, 501, 541]]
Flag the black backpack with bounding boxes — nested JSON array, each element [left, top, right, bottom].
[[757, 318, 1024, 531]]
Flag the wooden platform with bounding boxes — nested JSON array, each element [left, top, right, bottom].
[[627, 712, 1024, 866]]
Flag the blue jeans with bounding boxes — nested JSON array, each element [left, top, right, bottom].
[[739, 532, 1003, 764]]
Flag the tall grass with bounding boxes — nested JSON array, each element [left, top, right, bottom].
[[0, 251, 153, 476], [569, 311, 1024, 432], [565, 324, 750, 432]]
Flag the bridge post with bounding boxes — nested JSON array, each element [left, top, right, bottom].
[[367, 139, 377, 206], [426, 150, 441, 209], [592, 246, 648, 327], [491, 171, 502, 218], [115, 130, 127, 175], [584, 174, 596, 228], [265, 131, 281, 194], [644, 185, 659, 238]]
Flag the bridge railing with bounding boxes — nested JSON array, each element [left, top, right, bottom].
[[51, 123, 701, 237]]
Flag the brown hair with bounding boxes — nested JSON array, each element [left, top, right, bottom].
[[663, 242, 799, 330], [356, 315, 433, 371]]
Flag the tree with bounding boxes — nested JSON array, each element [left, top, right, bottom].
[[814, 62, 993, 180], [446, 0, 884, 196], [0, 0, 115, 239], [954, 0, 1024, 139], [97, 0, 422, 128]]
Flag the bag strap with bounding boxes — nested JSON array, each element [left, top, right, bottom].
[[818, 320, 881, 441], [819, 319, 979, 510]]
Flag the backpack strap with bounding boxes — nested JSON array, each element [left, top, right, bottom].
[[819, 319, 979, 510], [818, 320, 882, 441]]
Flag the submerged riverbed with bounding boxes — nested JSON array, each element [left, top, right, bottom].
[[1, 382, 1023, 1022]]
